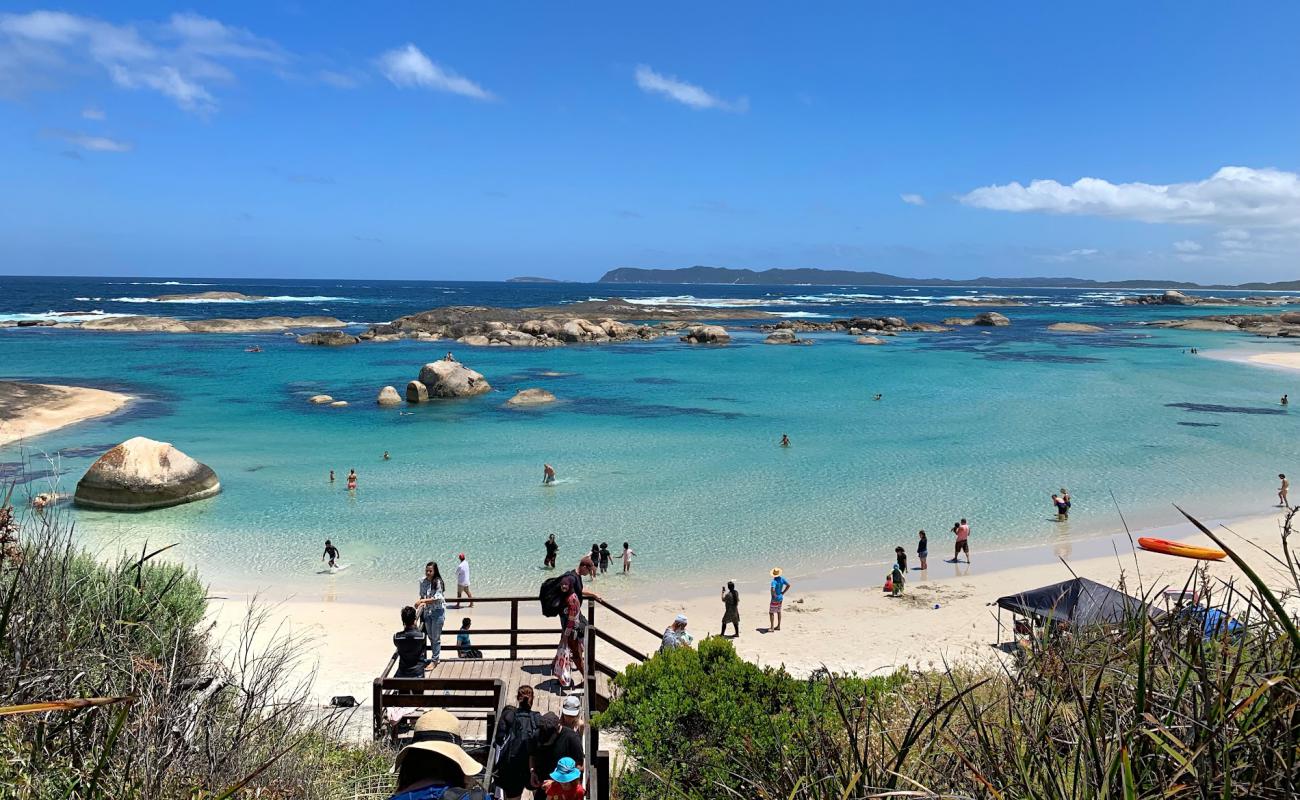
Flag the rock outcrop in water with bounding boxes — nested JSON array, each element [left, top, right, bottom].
[[74, 437, 220, 511], [409, 361, 491, 400], [376, 386, 402, 405], [1047, 322, 1104, 333], [1147, 313, 1300, 336], [1124, 291, 1300, 307], [296, 331, 359, 346], [73, 315, 346, 334], [942, 312, 1011, 327], [681, 325, 731, 344], [764, 329, 813, 345], [506, 388, 557, 406], [942, 297, 1026, 307]]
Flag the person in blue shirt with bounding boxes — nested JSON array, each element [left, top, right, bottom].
[[768, 568, 791, 631]]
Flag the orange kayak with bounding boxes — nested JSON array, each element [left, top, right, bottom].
[[1138, 537, 1226, 561]]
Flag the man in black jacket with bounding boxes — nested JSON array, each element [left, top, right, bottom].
[[491, 686, 541, 799]]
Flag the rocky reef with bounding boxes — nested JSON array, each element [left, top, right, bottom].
[[1123, 290, 1300, 307], [1147, 312, 1300, 337]]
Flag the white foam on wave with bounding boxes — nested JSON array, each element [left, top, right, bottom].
[[768, 311, 833, 318], [1, 309, 139, 323], [130, 281, 216, 286], [108, 295, 349, 304], [618, 295, 798, 308]]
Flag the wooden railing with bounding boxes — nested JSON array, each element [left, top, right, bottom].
[[375, 593, 663, 800]]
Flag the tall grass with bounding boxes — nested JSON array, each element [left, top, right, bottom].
[[603, 510, 1300, 799], [0, 484, 389, 799]]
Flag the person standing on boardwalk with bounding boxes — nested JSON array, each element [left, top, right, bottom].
[[414, 561, 446, 663], [768, 568, 791, 631], [492, 685, 540, 800], [454, 553, 474, 608], [544, 534, 559, 569], [720, 581, 740, 637], [951, 519, 971, 563]]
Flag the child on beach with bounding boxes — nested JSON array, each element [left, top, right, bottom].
[[457, 617, 482, 659], [620, 541, 635, 574], [916, 530, 928, 570], [890, 562, 905, 596], [322, 539, 340, 568], [544, 534, 559, 569], [894, 546, 907, 573], [598, 543, 611, 574]]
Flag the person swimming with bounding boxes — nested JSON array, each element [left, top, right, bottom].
[[543, 463, 556, 485], [780, 434, 790, 447], [383, 451, 390, 461], [1283, 394, 1289, 406], [872, 393, 883, 401]]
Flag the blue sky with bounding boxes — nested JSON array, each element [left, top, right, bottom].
[[2, 3, 1299, 282]]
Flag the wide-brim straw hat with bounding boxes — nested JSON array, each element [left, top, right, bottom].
[[394, 709, 483, 776], [770, 567, 782, 577]]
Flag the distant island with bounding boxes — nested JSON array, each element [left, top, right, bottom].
[[598, 266, 1300, 291], [507, 276, 565, 283]]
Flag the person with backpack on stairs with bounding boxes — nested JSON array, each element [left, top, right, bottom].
[[539, 571, 600, 693], [490, 686, 541, 800]]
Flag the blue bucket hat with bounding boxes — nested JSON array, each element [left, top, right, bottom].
[[550, 756, 581, 783]]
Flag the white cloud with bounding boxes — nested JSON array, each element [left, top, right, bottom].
[[46, 128, 131, 152], [900, 193, 925, 206], [960, 167, 1300, 228], [0, 10, 284, 113], [1172, 240, 1203, 253], [81, 105, 104, 120], [634, 65, 747, 112], [376, 44, 491, 100]]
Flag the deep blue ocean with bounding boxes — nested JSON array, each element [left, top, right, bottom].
[[2, 275, 1298, 598]]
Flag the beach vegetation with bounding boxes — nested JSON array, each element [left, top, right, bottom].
[[0, 500, 389, 799]]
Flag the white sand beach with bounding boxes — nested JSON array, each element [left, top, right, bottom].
[[0, 381, 131, 447], [1248, 352, 1300, 372], [206, 507, 1294, 707]]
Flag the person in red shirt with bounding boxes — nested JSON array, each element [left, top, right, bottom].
[[543, 757, 585, 799]]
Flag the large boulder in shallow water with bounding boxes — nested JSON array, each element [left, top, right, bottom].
[[506, 388, 557, 407], [1047, 322, 1104, 333], [406, 380, 429, 403], [681, 325, 731, 344], [377, 386, 402, 406], [74, 437, 220, 511], [417, 361, 491, 398]]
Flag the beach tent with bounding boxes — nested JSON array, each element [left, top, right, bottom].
[[995, 577, 1161, 640]]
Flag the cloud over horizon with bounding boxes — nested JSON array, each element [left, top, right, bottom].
[[960, 167, 1300, 229], [376, 44, 492, 100], [634, 65, 747, 112], [45, 128, 132, 152]]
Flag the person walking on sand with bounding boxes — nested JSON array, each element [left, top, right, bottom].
[[720, 581, 740, 637], [951, 519, 971, 563], [322, 539, 340, 569], [916, 529, 928, 570], [544, 534, 559, 569], [769, 568, 791, 631], [414, 561, 446, 663], [543, 464, 556, 485], [620, 541, 635, 574], [346, 468, 357, 491], [1280, 474, 1290, 508], [780, 434, 790, 447], [454, 553, 474, 608]]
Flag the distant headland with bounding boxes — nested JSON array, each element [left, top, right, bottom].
[[598, 266, 1300, 290]]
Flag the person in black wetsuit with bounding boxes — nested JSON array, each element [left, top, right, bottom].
[[393, 606, 429, 678], [323, 539, 340, 568], [544, 534, 558, 569]]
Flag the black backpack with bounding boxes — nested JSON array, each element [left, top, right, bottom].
[[539, 571, 583, 617]]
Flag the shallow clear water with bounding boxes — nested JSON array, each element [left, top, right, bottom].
[[2, 277, 1298, 597]]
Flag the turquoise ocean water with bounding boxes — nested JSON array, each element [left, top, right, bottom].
[[2, 277, 1298, 598]]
